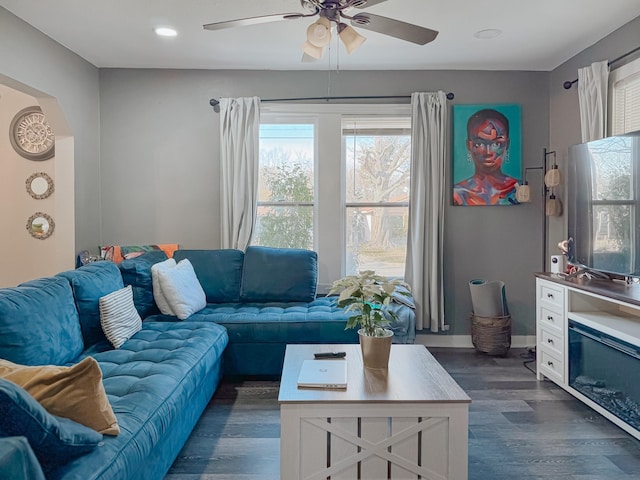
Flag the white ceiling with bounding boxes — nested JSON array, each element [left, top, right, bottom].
[[2, 0, 640, 71]]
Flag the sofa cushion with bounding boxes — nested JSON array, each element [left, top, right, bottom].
[[119, 250, 169, 317], [0, 276, 83, 365], [0, 357, 119, 435], [0, 379, 103, 470], [174, 249, 244, 302], [151, 258, 177, 315], [240, 246, 318, 302], [156, 259, 206, 320], [99, 286, 142, 349], [57, 262, 125, 347]]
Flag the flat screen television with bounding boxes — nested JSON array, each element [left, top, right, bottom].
[[568, 131, 640, 277]]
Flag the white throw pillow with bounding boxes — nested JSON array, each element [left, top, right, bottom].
[[151, 258, 177, 315], [156, 259, 206, 320], [99, 285, 142, 349]]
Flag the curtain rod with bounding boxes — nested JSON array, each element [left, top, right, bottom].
[[563, 44, 640, 89], [209, 92, 455, 109]]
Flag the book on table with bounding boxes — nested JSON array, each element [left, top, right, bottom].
[[296, 359, 347, 389]]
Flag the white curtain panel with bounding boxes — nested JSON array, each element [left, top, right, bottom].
[[220, 97, 261, 250], [578, 60, 610, 142], [405, 91, 448, 332]]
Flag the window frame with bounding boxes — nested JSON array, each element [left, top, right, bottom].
[[608, 55, 640, 135], [258, 103, 411, 291]]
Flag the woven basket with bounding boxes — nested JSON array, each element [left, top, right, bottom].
[[470, 314, 511, 356]]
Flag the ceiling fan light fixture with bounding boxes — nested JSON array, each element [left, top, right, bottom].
[[338, 23, 366, 54], [306, 16, 332, 47], [302, 40, 324, 60]]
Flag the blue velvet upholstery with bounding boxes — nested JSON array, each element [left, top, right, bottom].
[[57, 262, 124, 346], [51, 321, 228, 480], [0, 277, 83, 365], [147, 296, 415, 376], [174, 249, 244, 302], [0, 437, 45, 480], [119, 251, 168, 317], [240, 246, 318, 302], [0, 379, 102, 470]]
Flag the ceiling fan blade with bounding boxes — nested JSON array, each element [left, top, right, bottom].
[[352, 0, 389, 8], [203, 13, 302, 31], [352, 13, 438, 45]]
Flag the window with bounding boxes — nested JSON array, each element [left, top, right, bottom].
[[253, 123, 315, 250], [254, 105, 412, 290], [609, 56, 640, 135], [343, 117, 411, 276]]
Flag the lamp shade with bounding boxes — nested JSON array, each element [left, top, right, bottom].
[[544, 165, 561, 188], [338, 23, 366, 54], [302, 41, 324, 59], [515, 183, 531, 203], [546, 194, 563, 217], [307, 17, 331, 47]]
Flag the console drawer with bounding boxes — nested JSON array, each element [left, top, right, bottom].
[[540, 328, 563, 358], [540, 306, 564, 334], [539, 281, 565, 311], [539, 349, 564, 383]]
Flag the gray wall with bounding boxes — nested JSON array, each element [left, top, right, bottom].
[[99, 68, 549, 336], [0, 7, 101, 253]]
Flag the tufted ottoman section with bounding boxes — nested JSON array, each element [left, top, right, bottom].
[[52, 321, 228, 480], [146, 297, 414, 376]]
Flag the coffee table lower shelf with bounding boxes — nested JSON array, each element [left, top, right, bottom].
[[279, 344, 470, 480]]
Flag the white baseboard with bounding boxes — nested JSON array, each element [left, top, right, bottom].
[[415, 334, 537, 349]]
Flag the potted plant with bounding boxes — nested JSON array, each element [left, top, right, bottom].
[[329, 271, 411, 369]]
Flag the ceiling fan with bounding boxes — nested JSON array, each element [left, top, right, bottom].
[[203, 0, 438, 60]]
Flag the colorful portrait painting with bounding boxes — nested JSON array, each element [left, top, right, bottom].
[[452, 104, 522, 206]]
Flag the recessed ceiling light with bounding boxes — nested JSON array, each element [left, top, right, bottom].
[[155, 27, 178, 37], [474, 29, 502, 40]]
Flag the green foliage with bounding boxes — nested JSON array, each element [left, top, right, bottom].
[[256, 162, 313, 249], [328, 270, 411, 336]]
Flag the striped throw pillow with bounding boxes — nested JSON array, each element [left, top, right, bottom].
[[99, 285, 142, 348]]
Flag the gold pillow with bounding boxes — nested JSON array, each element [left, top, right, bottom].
[[0, 356, 119, 435]]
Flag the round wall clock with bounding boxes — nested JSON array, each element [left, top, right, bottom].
[[9, 106, 55, 161]]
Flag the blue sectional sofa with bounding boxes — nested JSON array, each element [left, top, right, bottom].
[[121, 246, 416, 376], [0, 262, 228, 480], [0, 245, 415, 478]]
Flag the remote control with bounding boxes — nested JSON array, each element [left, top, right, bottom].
[[314, 351, 346, 359]]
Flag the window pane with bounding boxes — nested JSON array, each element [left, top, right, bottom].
[[589, 136, 633, 201], [346, 206, 408, 276], [255, 123, 315, 250], [258, 124, 314, 202], [592, 204, 632, 274], [253, 205, 314, 250]]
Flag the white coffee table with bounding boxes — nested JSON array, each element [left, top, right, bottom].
[[278, 344, 471, 480]]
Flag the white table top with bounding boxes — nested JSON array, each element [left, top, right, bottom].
[[278, 344, 471, 404]]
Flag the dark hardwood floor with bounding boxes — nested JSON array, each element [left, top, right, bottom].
[[165, 347, 640, 479]]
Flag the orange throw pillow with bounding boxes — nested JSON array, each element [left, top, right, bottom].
[[0, 356, 119, 435]]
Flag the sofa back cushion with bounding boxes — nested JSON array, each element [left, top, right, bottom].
[[0, 277, 83, 365], [118, 250, 168, 317], [57, 262, 124, 347], [174, 249, 244, 303], [240, 246, 318, 302]]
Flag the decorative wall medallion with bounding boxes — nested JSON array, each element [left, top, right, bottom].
[[10, 106, 55, 161], [26, 172, 54, 199], [26, 212, 55, 240]]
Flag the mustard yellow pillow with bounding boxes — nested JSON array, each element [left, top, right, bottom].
[[0, 356, 119, 435]]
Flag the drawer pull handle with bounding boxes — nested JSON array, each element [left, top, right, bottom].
[[547, 338, 554, 344], [547, 293, 554, 298], [547, 315, 554, 321], [547, 361, 554, 367]]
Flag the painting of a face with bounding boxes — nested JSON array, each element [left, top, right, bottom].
[[467, 117, 510, 174]]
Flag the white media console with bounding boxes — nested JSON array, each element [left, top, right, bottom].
[[536, 273, 640, 440]]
